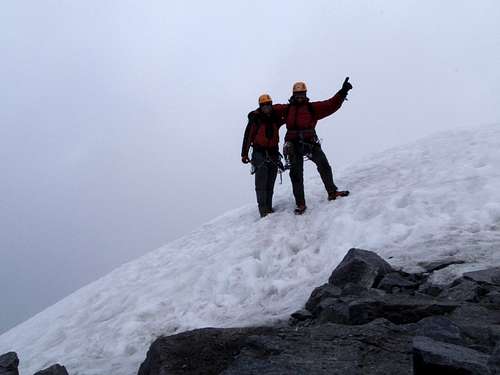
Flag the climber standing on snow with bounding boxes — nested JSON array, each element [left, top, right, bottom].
[[274, 78, 352, 215], [241, 94, 286, 218]]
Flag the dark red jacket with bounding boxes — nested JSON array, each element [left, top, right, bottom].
[[241, 110, 285, 157], [274, 89, 348, 142]]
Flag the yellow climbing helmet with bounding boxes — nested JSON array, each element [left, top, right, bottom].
[[292, 81, 307, 93], [258, 94, 273, 105]]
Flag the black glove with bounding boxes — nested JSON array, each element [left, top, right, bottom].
[[342, 77, 353, 92]]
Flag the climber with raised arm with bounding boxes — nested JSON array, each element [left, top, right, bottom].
[[273, 78, 353, 215]]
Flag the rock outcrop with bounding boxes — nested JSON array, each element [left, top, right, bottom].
[[327, 248, 393, 288], [0, 352, 67, 375], [138, 248, 500, 374], [138, 320, 414, 375], [0, 352, 19, 375], [413, 335, 491, 374], [33, 364, 69, 375]]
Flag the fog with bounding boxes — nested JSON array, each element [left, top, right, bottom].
[[1, 1, 499, 334]]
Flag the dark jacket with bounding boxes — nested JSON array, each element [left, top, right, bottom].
[[273, 89, 348, 142], [241, 109, 286, 158]]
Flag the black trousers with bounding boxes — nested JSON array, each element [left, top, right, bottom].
[[287, 141, 337, 206], [252, 149, 278, 216]]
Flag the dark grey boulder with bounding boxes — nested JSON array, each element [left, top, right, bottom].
[[439, 278, 487, 303], [137, 248, 500, 375], [328, 248, 393, 289], [464, 267, 500, 286], [138, 327, 274, 375], [339, 282, 387, 298], [316, 294, 458, 325], [377, 272, 419, 293], [449, 304, 500, 327], [341, 284, 387, 300], [415, 316, 463, 345], [304, 283, 341, 314], [413, 336, 491, 374], [290, 309, 312, 322], [418, 257, 465, 273], [418, 282, 444, 297], [447, 304, 500, 353], [487, 325, 500, 344], [0, 352, 18, 375], [346, 296, 458, 325], [138, 320, 414, 375], [338, 282, 368, 296], [482, 291, 500, 307], [456, 324, 500, 354], [488, 343, 500, 374], [33, 364, 69, 375], [316, 299, 350, 324]]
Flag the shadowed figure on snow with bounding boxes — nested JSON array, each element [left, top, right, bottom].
[[273, 78, 352, 214], [241, 78, 352, 217], [241, 94, 286, 218]]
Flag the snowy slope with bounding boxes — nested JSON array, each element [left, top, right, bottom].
[[1, 124, 500, 375]]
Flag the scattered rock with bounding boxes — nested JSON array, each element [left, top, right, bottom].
[[413, 335, 491, 375], [304, 283, 341, 313], [464, 267, 500, 286], [345, 295, 458, 325], [488, 343, 500, 374], [439, 278, 487, 302], [418, 257, 466, 272], [415, 316, 463, 345], [316, 299, 350, 324], [328, 248, 393, 289], [340, 283, 386, 298], [290, 309, 312, 322], [448, 304, 500, 327], [0, 352, 18, 375], [451, 323, 500, 354], [339, 282, 370, 297], [377, 272, 419, 293], [138, 327, 274, 375], [138, 320, 414, 375], [137, 249, 500, 375], [33, 364, 69, 375], [305, 291, 458, 326], [418, 282, 444, 297], [482, 291, 500, 307]]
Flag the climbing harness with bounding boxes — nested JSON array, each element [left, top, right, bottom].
[[250, 150, 286, 184]]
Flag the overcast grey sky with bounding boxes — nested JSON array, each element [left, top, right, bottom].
[[1, 1, 499, 334]]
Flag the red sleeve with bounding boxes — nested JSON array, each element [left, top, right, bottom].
[[311, 89, 348, 120], [272, 104, 288, 127], [241, 112, 257, 157]]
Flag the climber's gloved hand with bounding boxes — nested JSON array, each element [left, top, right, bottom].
[[242, 156, 250, 164], [342, 77, 353, 92]]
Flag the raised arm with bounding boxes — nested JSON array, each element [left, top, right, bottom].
[[311, 77, 353, 120]]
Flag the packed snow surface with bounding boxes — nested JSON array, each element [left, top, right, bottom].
[[1, 124, 500, 374]]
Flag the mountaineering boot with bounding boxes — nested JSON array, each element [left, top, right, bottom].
[[261, 207, 274, 217], [259, 206, 269, 218], [294, 205, 307, 215], [328, 190, 350, 201]]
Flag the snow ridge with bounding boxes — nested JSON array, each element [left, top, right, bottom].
[[1, 124, 500, 375]]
